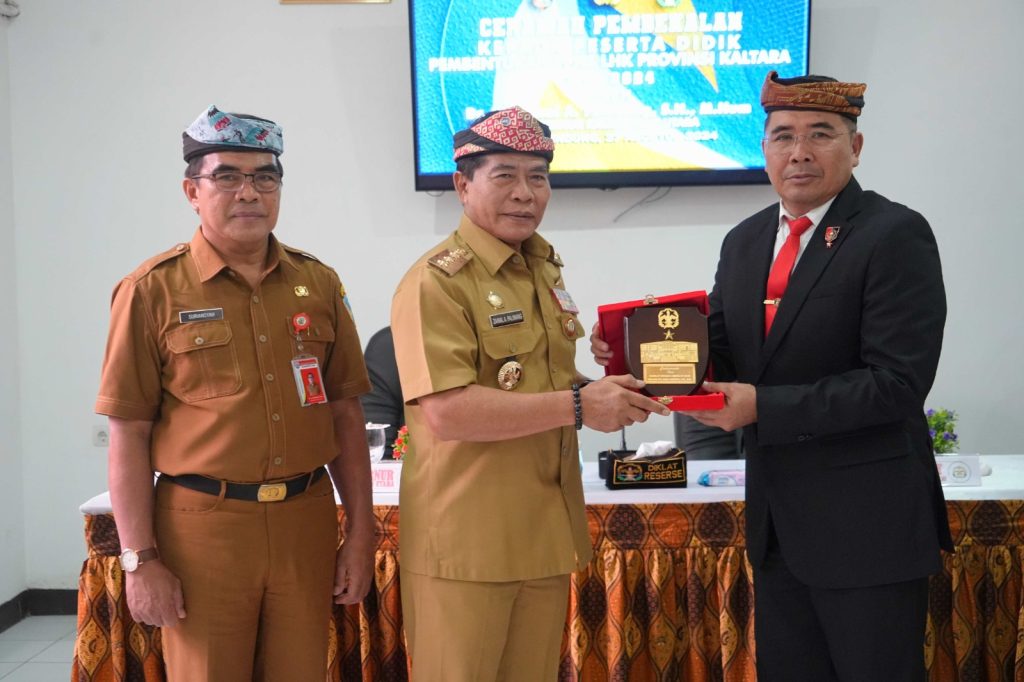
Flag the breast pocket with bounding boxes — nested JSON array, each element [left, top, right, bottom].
[[165, 320, 242, 402], [295, 323, 336, 366], [480, 327, 540, 390]]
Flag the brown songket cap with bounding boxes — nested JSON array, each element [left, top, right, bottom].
[[760, 70, 866, 121]]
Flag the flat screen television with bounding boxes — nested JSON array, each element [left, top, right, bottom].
[[408, 0, 811, 191]]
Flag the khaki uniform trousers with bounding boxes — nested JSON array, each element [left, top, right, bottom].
[[154, 473, 338, 682], [401, 569, 571, 682]]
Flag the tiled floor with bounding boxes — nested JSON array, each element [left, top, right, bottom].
[[0, 615, 76, 681]]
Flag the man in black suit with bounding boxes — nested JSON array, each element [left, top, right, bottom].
[[690, 71, 952, 681], [596, 71, 952, 680]]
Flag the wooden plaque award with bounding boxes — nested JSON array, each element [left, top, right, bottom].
[[623, 306, 710, 399]]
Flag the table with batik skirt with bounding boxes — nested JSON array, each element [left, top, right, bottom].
[[73, 500, 1024, 681]]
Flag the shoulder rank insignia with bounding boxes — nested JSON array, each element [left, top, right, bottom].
[[337, 281, 354, 317], [428, 247, 473, 276]]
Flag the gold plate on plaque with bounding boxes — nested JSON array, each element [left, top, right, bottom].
[[623, 306, 709, 396], [643, 363, 697, 385], [639, 340, 699, 364]]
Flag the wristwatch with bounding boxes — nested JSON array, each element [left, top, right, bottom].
[[119, 547, 159, 573]]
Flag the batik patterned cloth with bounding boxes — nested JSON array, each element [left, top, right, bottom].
[[73, 500, 1024, 681], [452, 105, 555, 162], [760, 70, 866, 120], [182, 105, 283, 161]]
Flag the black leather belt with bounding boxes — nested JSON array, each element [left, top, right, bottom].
[[160, 467, 326, 503]]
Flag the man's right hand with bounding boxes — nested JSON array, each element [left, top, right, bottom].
[[580, 375, 670, 432], [590, 322, 614, 367], [125, 560, 187, 627]]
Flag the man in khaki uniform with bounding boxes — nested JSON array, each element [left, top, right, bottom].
[[391, 106, 670, 681], [95, 106, 375, 682]]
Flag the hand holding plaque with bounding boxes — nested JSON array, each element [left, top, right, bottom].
[[596, 291, 724, 411]]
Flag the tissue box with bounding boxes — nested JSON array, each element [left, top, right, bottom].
[[597, 290, 724, 411], [935, 454, 982, 486], [604, 448, 688, 489]]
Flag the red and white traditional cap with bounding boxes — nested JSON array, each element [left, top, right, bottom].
[[453, 106, 555, 162]]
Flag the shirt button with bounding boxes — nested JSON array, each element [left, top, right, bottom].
[[265, 373, 274, 382], [271, 413, 281, 422], [175, 244, 185, 251], [252, 295, 260, 304], [194, 337, 205, 345], [513, 255, 522, 265], [273, 457, 282, 465], [259, 334, 268, 343]]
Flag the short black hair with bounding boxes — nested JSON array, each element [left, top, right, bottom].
[[763, 113, 858, 134], [455, 153, 551, 180], [184, 155, 284, 179], [455, 154, 488, 180]]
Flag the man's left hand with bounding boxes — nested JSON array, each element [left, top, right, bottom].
[[333, 529, 375, 605], [679, 381, 757, 431]]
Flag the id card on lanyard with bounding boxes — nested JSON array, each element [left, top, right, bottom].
[[289, 312, 328, 406]]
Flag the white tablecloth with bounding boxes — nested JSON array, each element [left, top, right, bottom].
[[79, 454, 1024, 515]]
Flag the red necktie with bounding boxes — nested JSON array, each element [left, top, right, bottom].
[[764, 215, 814, 334]]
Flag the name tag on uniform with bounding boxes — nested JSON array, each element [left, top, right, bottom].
[[179, 308, 224, 323], [490, 310, 524, 328]]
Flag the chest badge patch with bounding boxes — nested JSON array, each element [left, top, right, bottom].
[[824, 226, 841, 249], [497, 360, 523, 390], [486, 291, 505, 309], [563, 317, 578, 339], [550, 287, 579, 314], [294, 285, 310, 297]]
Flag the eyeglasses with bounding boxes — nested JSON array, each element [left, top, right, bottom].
[[763, 130, 853, 154], [189, 171, 283, 193]]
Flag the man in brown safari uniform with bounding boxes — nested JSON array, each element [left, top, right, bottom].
[[391, 105, 670, 681], [95, 105, 375, 681]]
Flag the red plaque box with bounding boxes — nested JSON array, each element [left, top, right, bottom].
[[597, 290, 725, 411]]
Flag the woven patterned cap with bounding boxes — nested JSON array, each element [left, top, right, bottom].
[[453, 106, 554, 162], [761, 71, 866, 120]]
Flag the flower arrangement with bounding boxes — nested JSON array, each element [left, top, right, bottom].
[[391, 425, 409, 461], [927, 408, 958, 454]]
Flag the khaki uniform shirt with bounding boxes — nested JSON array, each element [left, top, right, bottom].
[[95, 228, 370, 481], [391, 216, 593, 582]]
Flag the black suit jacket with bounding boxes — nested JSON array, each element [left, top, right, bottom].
[[360, 326, 405, 449], [709, 177, 953, 589]]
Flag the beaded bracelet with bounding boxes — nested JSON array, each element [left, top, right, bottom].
[[571, 383, 583, 430]]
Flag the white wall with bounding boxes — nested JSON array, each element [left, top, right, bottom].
[[4, 0, 1022, 589], [0, 16, 26, 604]]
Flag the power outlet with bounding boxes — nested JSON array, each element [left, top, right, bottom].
[[92, 425, 110, 448]]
